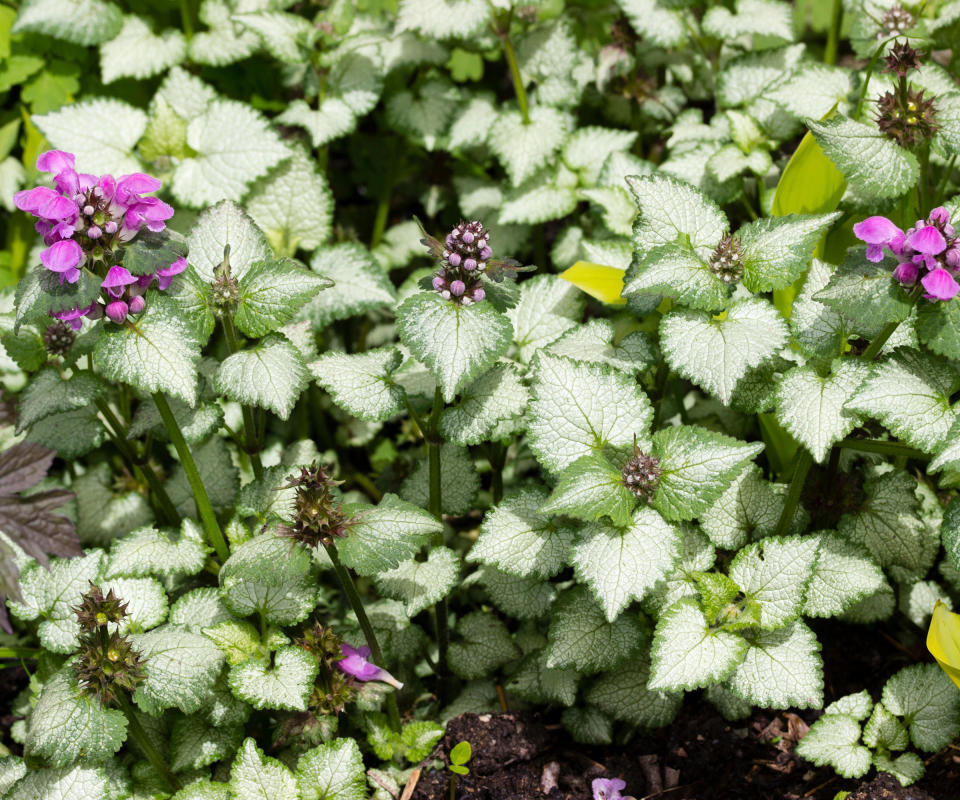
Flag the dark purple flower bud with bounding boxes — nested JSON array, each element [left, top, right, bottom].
[[87, 225, 102, 239], [105, 300, 129, 323], [448, 252, 462, 267], [43, 320, 76, 354], [128, 295, 145, 314], [432, 275, 445, 290], [104, 220, 118, 234], [480, 246, 492, 260], [622, 445, 661, 502], [450, 280, 466, 296], [472, 287, 485, 302], [947, 248, 960, 269], [893, 261, 919, 285], [464, 258, 477, 271], [446, 234, 456, 247], [462, 230, 474, 244]]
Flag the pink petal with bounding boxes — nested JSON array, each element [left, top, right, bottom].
[[907, 225, 947, 255], [853, 216, 902, 244], [921, 268, 960, 301], [36, 150, 75, 174], [14, 186, 58, 213], [40, 240, 84, 273]]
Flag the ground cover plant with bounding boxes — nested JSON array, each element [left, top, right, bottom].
[[3, 0, 960, 798]]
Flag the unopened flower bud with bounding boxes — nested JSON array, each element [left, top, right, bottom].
[[432, 275, 445, 290], [710, 235, 744, 284], [448, 252, 462, 267], [105, 300, 128, 323], [128, 295, 145, 314], [450, 280, 466, 296], [462, 230, 475, 244], [472, 287, 485, 302], [87, 225, 102, 239], [464, 258, 477, 271]]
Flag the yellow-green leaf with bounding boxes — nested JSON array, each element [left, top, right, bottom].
[[772, 130, 846, 217], [560, 261, 627, 305], [927, 600, 960, 692]]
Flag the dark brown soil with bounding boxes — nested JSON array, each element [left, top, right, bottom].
[[0, 663, 27, 755]]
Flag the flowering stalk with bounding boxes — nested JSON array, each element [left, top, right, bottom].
[[824, 0, 843, 65], [92, 397, 179, 525], [425, 385, 451, 692], [152, 392, 229, 562], [117, 692, 181, 793], [221, 313, 264, 480], [324, 542, 402, 732], [500, 26, 529, 124]]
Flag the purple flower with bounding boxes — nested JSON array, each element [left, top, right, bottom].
[[853, 216, 904, 262], [592, 778, 627, 800], [336, 644, 403, 690], [40, 240, 84, 283], [155, 256, 186, 291], [922, 268, 960, 301], [51, 303, 94, 331], [101, 266, 137, 299], [907, 225, 946, 255]]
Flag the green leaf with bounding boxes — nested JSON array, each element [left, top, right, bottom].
[[234, 258, 333, 338], [375, 546, 460, 617], [170, 779, 232, 799], [825, 690, 874, 720], [34, 98, 145, 176], [488, 106, 570, 187], [447, 611, 520, 680], [170, 719, 242, 773], [527, 352, 653, 475], [738, 213, 840, 293], [15, 368, 109, 435], [562, 706, 613, 745], [438, 362, 529, 445], [649, 598, 747, 692], [564, 126, 638, 185], [814, 251, 915, 337], [476, 567, 556, 620], [644, 526, 717, 617], [230, 738, 300, 800], [619, 0, 686, 46], [917, 296, 960, 360], [546, 319, 654, 375], [219, 533, 317, 625], [795, 713, 871, 778], [808, 115, 919, 200], [172, 100, 290, 206], [729, 536, 820, 628], [123, 229, 188, 278], [652, 425, 764, 522], [626, 173, 727, 262], [296, 738, 366, 800], [507, 274, 584, 364], [400, 443, 479, 515], [699, 465, 797, 550], [623, 242, 726, 312], [872, 752, 924, 786], [100, 15, 186, 83], [301, 243, 395, 329], [203, 620, 260, 666], [164, 265, 217, 342], [468, 488, 576, 579], [187, 200, 271, 282], [545, 586, 646, 674], [580, 187, 636, 237], [169, 587, 235, 632], [729, 621, 823, 709], [541, 453, 636, 527], [771, 131, 846, 217], [311, 347, 405, 423], [702, 0, 794, 42], [881, 664, 960, 751], [13, 0, 123, 45], [246, 149, 333, 256], [93, 296, 201, 406], [847, 349, 959, 454], [233, 10, 314, 62], [229, 646, 318, 712], [507, 649, 579, 707], [214, 334, 308, 420], [337, 494, 441, 576], [803, 534, 887, 619], [586, 657, 683, 728], [396, 292, 513, 403], [863, 702, 909, 751], [571, 507, 680, 621], [106, 523, 207, 579], [1, 328, 46, 372], [5, 766, 111, 800], [25, 667, 127, 767], [660, 298, 789, 404], [774, 361, 868, 463], [450, 741, 472, 766], [131, 624, 225, 715]]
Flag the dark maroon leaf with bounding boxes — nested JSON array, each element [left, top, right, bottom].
[[0, 443, 57, 496], [0, 499, 82, 564], [0, 389, 15, 427], [20, 489, 74, 513]]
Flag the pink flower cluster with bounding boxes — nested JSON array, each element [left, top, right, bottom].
[[14, 150, 185, 328], [853, 207, 960, 301]]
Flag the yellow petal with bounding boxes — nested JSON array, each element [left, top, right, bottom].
[[927, 600, 960, 692], [560, 261, 627, 305]]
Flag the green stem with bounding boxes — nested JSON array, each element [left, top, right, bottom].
[[861, 286, 922, 360], [426, 386, 449, 692], [918, 141, 931, 217], [0, 646, 40, 658], [178, 0, 194, 39], [94, 398, 179, 526], [854, 35, 899, 120], [370, 164, 395, 249], [153, 392, 229, 562], [501, 34, 529, 124], [838, 438, 928, 460], [221, 316, 264, 480], [117, 693, 181, 793], [824, 0, 843, 66], [490, 442, 506, 505], [326, 543, 402, 732], [773, 449, 813, 538], [936, 154, 958, 204]]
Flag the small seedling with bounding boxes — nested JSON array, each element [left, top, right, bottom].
[[448, 740, 472, 800]]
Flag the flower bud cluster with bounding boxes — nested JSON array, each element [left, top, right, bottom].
[[621, 447, 661, 503], [430, 220, 491, 305], [279, 463, 350, 549], [875, 44, 939, 149], [877, 6, 913, 40], [854, 207, 960, 301], [14, 150, 185, 329], [709, 235, 744, 285], [296, 622, 356, 716], [72, 582, 145, 706]]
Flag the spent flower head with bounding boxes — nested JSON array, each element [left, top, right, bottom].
[[709, 235, 744, 285], [278, 463, 350, 548], [854, 207, 960, 301], [42, 320, 76, 356], [877, 5, 913, 39], [621, 442, 661, 503], [14, 150, 184, 329]]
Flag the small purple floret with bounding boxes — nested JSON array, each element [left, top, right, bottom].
[[336, 644, 403, 690], [592, 777, 627, 800]]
